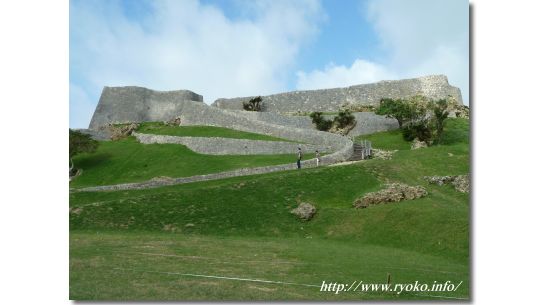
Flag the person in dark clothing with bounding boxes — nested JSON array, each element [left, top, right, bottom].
[[297, 147, 303, 169]]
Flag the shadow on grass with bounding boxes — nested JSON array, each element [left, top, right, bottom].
[[75, 152, 113, 169]]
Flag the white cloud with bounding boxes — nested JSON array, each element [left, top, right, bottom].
[[70, 0, 324, 128], [296, 59, 397, 90], [296, 0, 469, 104]]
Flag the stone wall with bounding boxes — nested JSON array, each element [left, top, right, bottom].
[[225, 110, 398, 136], [106, 97, 354, 163], [86, 86, 368, 166], [212, 75, 463, 113], [321, 112, 400, 137], [167, 99, 351, 151], [133, 132, 333, 155], [89, 86, 203, 129], [229, 110, 314, 129]]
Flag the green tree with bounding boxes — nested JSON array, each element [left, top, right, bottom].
[[333, 109, 356, 129], [69, 129, 99, 173], [309, 112, 332, 131], [375, 98, 419, 127], [402, 119, 434, 143], [431, 99, 450, 144], [243, 96, 263, 111]]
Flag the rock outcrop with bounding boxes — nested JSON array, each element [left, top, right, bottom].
[[423, 174, 470, 193], [354, 183, 428, 209]]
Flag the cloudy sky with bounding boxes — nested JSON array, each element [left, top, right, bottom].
[[70, 0, 469, 128]]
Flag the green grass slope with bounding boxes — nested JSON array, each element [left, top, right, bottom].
[[138, 123, 294, 142], [70, 137, 314, 188], [70, 118, 470, 300]]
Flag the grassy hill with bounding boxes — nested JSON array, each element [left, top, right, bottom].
[[137, 123, 294, 142], [70, 136, 314, 188], [70, 118, 469, 300]]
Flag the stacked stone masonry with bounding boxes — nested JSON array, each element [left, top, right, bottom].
[[89, 86, 203, 129], [78, 75, 463, 191], [133, 132, 334, 155], [212, 75, 462, 113]]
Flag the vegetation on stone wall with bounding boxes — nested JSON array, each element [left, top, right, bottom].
[[333, 109, 355, 129], [242, 96, 263, 111], [339, 102, 377, 113], [310, 109, 356, 134], [309, 112, 332, 131]]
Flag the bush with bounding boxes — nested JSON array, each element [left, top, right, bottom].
[[70, 129, 99, 159], [402, 119, 434, 143], [376, 96, 454, 146], [243, 96, 263, 111], [431, 99, 449, 144], [333, 109, 355, 129], [69, 129, 99, 174], [310, 110, 356, 132], [376, 98, 425, 128], [309, 112, 332, 131]]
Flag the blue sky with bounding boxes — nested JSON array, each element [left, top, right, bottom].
[[70, 0, 469, 128]]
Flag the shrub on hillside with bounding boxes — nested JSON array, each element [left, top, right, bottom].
[[377, 96, 457, 146], [69, 129, 99, 176], [431, 99, 450, 144], [402, 119, 434, 143]]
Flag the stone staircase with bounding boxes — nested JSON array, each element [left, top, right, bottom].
[[349, 141, 372, 161]]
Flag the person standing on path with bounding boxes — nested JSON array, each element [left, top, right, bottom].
[[297, 147, 303, 169], [315, 150, 320, 167]]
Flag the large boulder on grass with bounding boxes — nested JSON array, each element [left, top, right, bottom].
[[291, 202, 317, 221]]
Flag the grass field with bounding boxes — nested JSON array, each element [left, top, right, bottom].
[[70, 137, 314, 188], [70, 118, 470, 300], [137, 123, 293, 142]]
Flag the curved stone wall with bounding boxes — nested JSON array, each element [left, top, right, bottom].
[[89, 86, 204, 129], [87, 87, 357, 165], [169, 100, 350, 152], [228, 110, 314, 129], [140, 99, 354, 163], [212, 75, 463, 113], [133, 133, 334, 155]]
